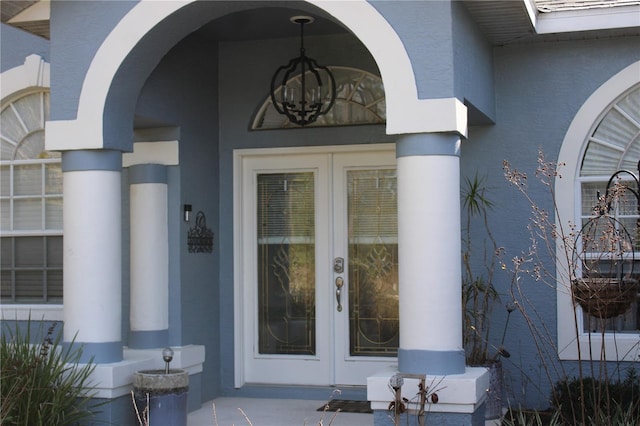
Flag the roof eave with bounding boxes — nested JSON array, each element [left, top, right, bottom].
[[2, 0, 50, 39], [535, 4, 640, 34]]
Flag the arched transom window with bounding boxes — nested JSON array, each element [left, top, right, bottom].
[[1, 90, 63, 303], [577, 85, 640, 333], [252, 67, 386, 129]]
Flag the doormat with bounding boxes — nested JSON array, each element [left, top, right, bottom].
[[317, 399, 373, 414]]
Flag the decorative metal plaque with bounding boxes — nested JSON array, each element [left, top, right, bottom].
[[188, 211, 213, 253]]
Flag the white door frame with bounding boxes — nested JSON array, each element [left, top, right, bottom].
[[233, 144, 396, 388]]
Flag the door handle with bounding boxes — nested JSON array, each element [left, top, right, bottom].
[[335, 277, 344, 312]]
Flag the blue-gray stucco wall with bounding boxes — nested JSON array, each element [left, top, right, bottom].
[[370, 0, 456, 100], [49, 0, 136, 121], [369, 0, 495, 125], [0, 23, 49, 73], [461, 36, 640, 409], [134, 31, 221, 401], [452, 1, 496, 124]]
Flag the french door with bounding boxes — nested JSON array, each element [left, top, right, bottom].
[[235, 145, 398, 386]]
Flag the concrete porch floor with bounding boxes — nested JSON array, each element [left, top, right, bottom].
[[187, 397, 373, 426]]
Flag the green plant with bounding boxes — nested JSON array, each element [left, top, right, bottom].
[[0, 318, 99, 425], [501, 407, 560, 426], [461, 173, 502, 365], [552, 369, 640, 425]]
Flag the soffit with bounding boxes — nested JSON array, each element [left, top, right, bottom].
[[462, 0, 536, 45], [1, 0, 48, 39], [463, 0, 640, 45]]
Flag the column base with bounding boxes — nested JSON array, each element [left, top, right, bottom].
[[88, 345, 204, 411], [367, 365, 490, 426], [128, 329, 169, 349]]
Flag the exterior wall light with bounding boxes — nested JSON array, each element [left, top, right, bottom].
[[183, 204, 192, 222], [269, 16, 336, 126]]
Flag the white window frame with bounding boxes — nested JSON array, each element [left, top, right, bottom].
[[556, 61, 640, 361], [0, 55, 62, 321]]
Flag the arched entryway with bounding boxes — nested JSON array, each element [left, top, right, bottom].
[[43, 0, 475, 416], [45, 0, 466, 153]]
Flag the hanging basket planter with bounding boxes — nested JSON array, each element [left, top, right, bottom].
[[572, 211, 637, 320], [572, 277, 639, 319]]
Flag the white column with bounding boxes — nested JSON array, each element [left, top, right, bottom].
[[128, 164, 169, 349], [62, 150, 122, 363], [396, 133, 464, 375]]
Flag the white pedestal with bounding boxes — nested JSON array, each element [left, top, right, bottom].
[[367, 365, 490, 414]]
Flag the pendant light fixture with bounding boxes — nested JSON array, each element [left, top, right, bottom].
[[270, 16, 336, 126]]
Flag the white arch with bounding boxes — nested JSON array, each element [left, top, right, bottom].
[[46, 0, 466, 151], [555, 60, 640, 361]]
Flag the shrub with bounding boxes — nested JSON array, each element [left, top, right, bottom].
[[1, 319, 99, 425], [552, 369, 640, 425]]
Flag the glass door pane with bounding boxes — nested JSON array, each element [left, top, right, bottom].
[[257, 173, 316, 355], [347, 169, 399, 357]]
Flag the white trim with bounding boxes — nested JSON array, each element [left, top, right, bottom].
[[556, 61, 640, 361], [122, 141, 179, 167], [233, 150, 244, 388], [0, 304, 64, 321], [536, 5, 640, 34], [1, 54, 50, 102], [235, 143, 396, 158], [523, 0, 539, 30]]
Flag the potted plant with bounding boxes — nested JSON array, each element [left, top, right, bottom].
[[461, 174, 508, 420]]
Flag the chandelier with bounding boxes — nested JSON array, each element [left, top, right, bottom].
[[270, 16, 336, 126]]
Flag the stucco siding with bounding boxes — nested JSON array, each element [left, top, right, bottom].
[[0, 23, 49, 73], [370, 0, 456, 100], [452, 1, 496, 124], [49, 0, 135, 121]]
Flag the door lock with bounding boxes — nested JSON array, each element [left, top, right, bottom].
[[333, 257, 344, 274]]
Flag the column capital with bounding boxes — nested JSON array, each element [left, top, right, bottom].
[[396, 133, 461, 157], [129, 163, 168, 184], [386, 97, 468, 137], [61, 149, 122, 172]]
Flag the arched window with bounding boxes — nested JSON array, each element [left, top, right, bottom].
[[576, 85, 640, 334], [556, 61, 640, 361], [252, 67, 385, 129], [1, 89, 62, 303]]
